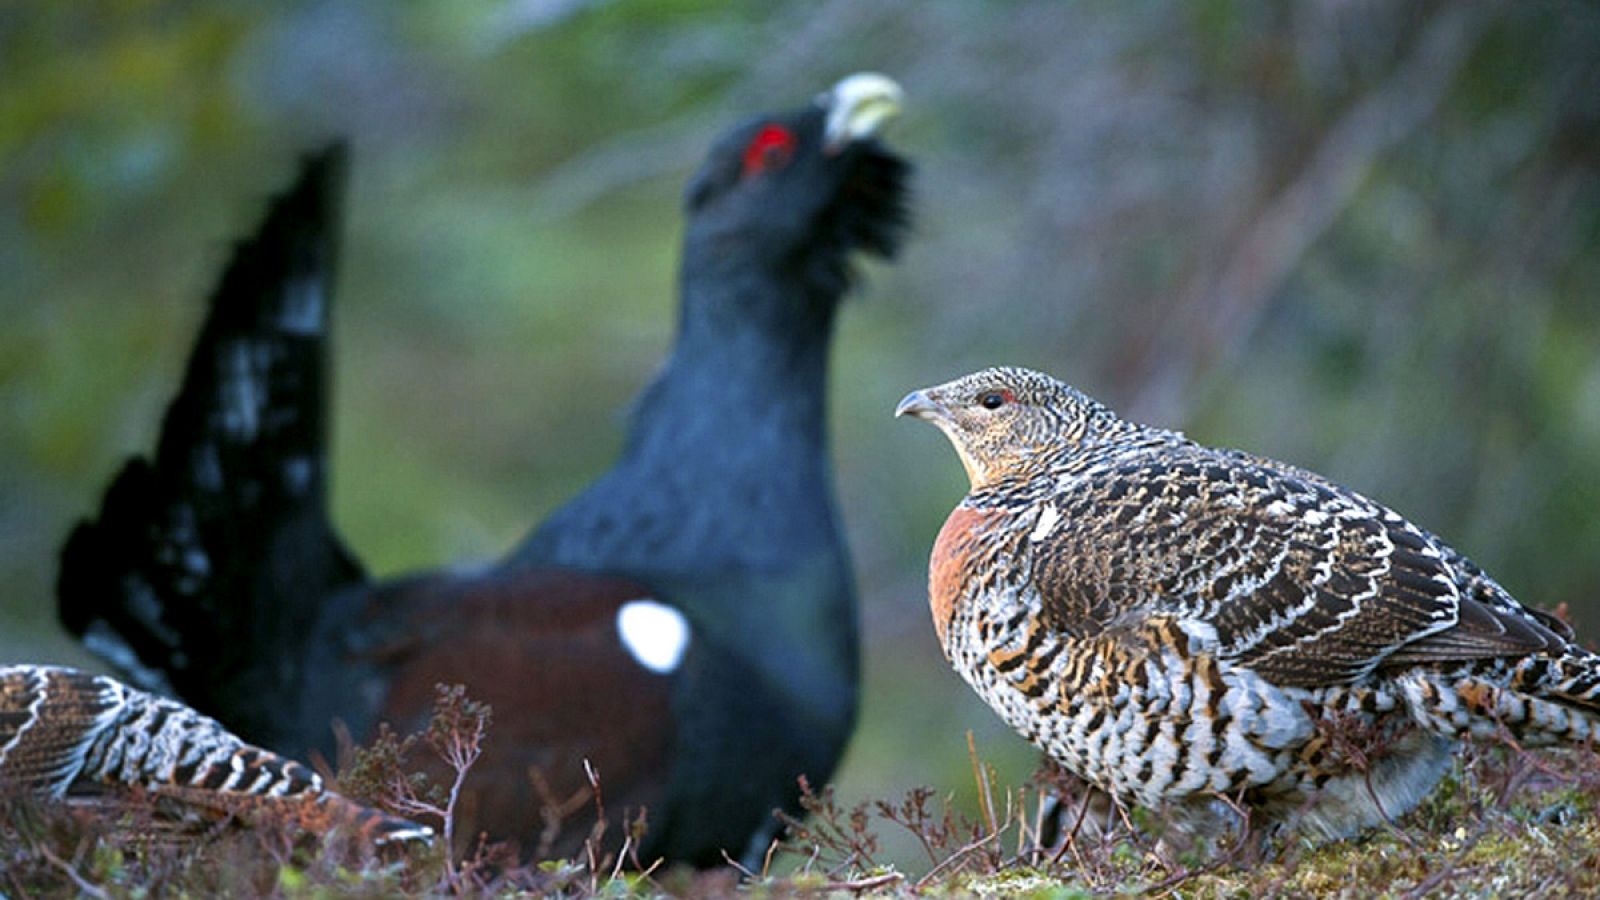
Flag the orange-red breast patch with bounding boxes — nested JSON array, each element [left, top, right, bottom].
[[929, 506, 1007, 647]]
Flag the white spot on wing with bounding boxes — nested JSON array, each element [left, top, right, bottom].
[[1263, 499, 1295, 519], [1029, 506, 1061, 542], [616, 599, 690, 675]]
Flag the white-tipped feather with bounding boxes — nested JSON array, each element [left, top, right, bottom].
[[616, 599, 692, 675]]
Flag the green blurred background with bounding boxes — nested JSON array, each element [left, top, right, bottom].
[[4, 0, 1599, 869]]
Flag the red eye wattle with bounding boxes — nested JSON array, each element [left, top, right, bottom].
[[742, 124, 797, 177]]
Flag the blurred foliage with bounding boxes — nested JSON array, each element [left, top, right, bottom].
[[3, 0, 1599, 874]]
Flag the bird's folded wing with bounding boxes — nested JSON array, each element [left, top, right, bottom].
[[1028, 447, 1556, 687]]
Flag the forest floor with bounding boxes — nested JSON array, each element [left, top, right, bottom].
[[7, 691, 1600, 898]]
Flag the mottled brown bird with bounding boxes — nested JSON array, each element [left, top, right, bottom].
[[0, 665, 430, 850], [898, 366, 1600, 841]]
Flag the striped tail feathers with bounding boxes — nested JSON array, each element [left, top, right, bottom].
[[1519, 648, 1600, 716], [56, 146, 365, 736], [0, 665, 431, 850], [1400, 646, 1600, 749]]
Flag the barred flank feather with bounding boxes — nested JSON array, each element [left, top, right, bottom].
[[0, 665, 431, 849]]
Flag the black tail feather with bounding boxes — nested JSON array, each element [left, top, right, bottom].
[[58, 146, 365, 748]]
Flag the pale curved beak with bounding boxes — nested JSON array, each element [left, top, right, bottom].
[[895, 389, 941, 420], [822, 72, 904, 152]]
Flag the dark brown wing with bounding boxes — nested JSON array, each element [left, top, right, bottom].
[[1381, 534, 1568, 665], [1, 665, 122, 791], [1029, 445, 1557, 687], [361, 568, 679, 858]]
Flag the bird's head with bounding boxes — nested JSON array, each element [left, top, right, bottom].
[[682, 73, 911, 301], [896, 367, 1112, 490]]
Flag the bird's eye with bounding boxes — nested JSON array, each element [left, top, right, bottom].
[[742, 124, 797, 178], [979, 391, 1009, 410]]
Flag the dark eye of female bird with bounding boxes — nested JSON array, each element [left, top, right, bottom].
[[980, 392, 1006, 410]]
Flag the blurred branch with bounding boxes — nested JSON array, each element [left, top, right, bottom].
[[1126, 3, 1494, 425]]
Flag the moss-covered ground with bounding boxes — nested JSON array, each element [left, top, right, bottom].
[[7, 697, 1600, 898]]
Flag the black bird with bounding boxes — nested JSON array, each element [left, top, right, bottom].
[[57, 73, 910, 866]]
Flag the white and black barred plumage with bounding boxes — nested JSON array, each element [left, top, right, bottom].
[[900, 366, 1600, 840], [0, 665, 430, 848]]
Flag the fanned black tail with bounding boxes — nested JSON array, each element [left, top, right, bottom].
[[57, 147, 365, 752]]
